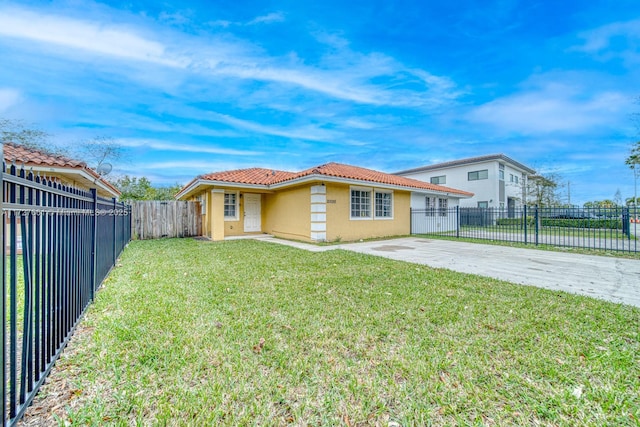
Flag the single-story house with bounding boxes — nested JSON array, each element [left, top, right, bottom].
[[2, 142, 120, 199], [176, 162, 473, 242]]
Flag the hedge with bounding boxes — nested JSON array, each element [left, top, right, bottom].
[[496, 217, 623, 229]]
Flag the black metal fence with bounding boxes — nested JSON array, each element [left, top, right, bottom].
[[2, 148, 131, 425], [411, 206, 637, 253]]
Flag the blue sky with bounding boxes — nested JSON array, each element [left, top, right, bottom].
[[0, 0, 638, 204]]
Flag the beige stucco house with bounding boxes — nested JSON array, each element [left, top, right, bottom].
[[176, 162, 472, 242]]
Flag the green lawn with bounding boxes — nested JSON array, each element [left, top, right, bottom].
[[30, 238, 640, 426]]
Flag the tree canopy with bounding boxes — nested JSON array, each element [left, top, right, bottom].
[[114, 175, 182, 201], [526, 173, 563, 207]]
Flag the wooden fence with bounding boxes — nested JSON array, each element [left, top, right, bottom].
[[130, 200, 202, 240]]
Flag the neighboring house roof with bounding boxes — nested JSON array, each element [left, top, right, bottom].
[[2, 142, 121, 198], [395, 153, 536, 175], [199, 167, 298, 185], [177, 162, 473, 199]]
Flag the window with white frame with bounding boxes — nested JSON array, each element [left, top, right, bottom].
[[438, 198, 448, 216], [514, 175, 519, 184], [425, 196, 436, 216], [499, 164, 505, 181], [350, 188, 371, 219], [468, 169, 488, 181], [374, 191, 393, 218], [224, 192, 238, 219], [430, 175, 446, 185]]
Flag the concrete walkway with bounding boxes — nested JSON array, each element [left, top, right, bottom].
[[256, 236, 640, 308]]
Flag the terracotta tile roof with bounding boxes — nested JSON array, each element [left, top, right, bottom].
[[289, 163, 473, 195], [183, 162, 472, 197], [3, 142, 87, 168], [199, 167, 297, 185], [2, 142, 121, 196]]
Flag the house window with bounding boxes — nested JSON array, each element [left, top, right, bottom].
[[375, 191, 393, 218], [224, 192, 238, 219], [350, 188, 371, 219], [438, 198, 448, 216], [478, 201, 489, 208], [499, 164, 505, 181], [430, 175, 446, 185], [510, 174, 514, 182], [468, 169, 488, 181], [425, 196, 436, 216], [514, 175, 519, 184]]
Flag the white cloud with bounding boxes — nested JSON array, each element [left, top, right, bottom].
[[116, 139, 263, 156], [247, 12, 285, 26], [0, 88, 21, 112], [468, 80, 630, 135], [0, 7, 187, 67], [572, 19, 640, 65], [210, 112, 342, 141], [0, 4, 460, 109]]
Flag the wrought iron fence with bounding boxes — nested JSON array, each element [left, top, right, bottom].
[[2, 146, 131, 426], [411, 206, 637, 253]]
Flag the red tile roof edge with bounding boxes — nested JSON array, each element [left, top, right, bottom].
[[179, 162, 473, 197], [2, 142, 121, 196]]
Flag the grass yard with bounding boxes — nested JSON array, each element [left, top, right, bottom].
[[24, 238, 640, 426]]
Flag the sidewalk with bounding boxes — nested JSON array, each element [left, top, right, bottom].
[[258, 236, 640, 308]]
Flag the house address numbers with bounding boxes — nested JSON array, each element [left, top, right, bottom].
[[327, 200, 337, 204]]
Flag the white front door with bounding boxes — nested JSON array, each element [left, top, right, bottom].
[[243, 193, 261, 232]]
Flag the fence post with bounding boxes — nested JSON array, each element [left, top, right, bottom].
[[90, 189, 97, 300], [524, 205, 528, 245], [535, 205, 539, 246], [1, 143, 5, 424], [112, 197, 117, 264], [456, 205, 460, 238], [409, 207, 412, 235]]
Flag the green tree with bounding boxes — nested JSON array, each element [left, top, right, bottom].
[[526, 173, 563, 207], [114, 175, 182, 201], [625, 141, 640, 169], [583, 199, 617, 208], [626, 197, 640, 207]]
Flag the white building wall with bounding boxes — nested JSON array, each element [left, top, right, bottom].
[[410, 193, 460, 233], [402, 160, 527, 209]]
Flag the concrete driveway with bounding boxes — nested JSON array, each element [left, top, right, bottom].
[[258, 236, 640, 308]]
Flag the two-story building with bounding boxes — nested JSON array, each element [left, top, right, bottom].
[[395, 154, 535, 213]]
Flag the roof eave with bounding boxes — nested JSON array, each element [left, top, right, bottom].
[[271, 174, 472, 197], [395, 154, 536, 175], [21, 165, 120, 198], [175, 179, 272, 200]]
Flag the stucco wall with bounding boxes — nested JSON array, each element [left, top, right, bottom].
[[400, 160, 527, 209], [263, 185, 311, 241], [324, 183, 410, 242]]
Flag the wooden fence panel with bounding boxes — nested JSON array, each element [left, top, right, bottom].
[[131, 200, 202, 240]]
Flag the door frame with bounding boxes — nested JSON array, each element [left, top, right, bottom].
[[243, 193, 262, 232]]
